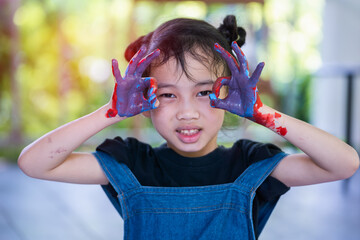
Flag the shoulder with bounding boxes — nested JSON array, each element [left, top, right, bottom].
[[96, 137, 154, 168], [97, 137, 151, 153], [231, 139, 283, 165]]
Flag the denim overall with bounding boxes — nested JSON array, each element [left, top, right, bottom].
[[93, 151, 287, 240]]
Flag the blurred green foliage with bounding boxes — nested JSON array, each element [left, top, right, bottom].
[[0, 0, 323, 154]]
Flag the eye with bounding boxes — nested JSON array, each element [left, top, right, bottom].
[[159, 93, 176, 98], [197, 90, 212, 97]]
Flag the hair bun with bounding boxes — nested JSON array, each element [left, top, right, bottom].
[[217, 15, 246, 47]]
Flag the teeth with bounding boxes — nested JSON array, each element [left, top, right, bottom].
[[179, 129, 199, 135]]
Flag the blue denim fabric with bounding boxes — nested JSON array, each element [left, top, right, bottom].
[[93, 151, 287, 240]]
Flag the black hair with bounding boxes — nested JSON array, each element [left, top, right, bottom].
[[124, 15, 246, 80]]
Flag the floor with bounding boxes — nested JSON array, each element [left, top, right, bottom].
[[1, 161, 359, 240]]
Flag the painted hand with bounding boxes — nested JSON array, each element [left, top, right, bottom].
[[106, 47, 160, 118], [209, 42, 264, 118]]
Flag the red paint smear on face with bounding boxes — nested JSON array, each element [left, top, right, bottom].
[[106, 83, 118, 118], [251, 93, 287, 136]]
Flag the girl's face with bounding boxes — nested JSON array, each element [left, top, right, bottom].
[[143, 53, 225, 157]]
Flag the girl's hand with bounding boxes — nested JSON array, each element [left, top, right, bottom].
[[209, 42, 264, 118], [106, 47, 160, 118]]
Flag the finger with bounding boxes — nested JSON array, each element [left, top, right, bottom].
[[249, 62, 265, 87], [209, 93, 219, 108], [214, 43, 240, 74], [231, 41, 249, 77], [124, 46, 147, 76], [139, 77, 159, 110], [145, 77, 159, 109], [209, 93, 231, 111], [135, 49, 161, 76], [112, 59, 122, 82], [212, 77, 231, 98]]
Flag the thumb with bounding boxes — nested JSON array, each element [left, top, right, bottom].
[[209, 93, 229, 110]]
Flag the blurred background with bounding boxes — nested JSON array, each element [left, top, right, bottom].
[[0, 0, 359, 239]]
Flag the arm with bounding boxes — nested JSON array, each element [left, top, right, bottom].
[[18, 105, 122, 184], [210, 42, 359, 187], [253, 104, 359, 186], [18, 47, 160, 184]]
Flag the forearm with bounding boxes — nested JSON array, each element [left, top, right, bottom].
[[252, 104, 359, 177], [18, 104, 124, 177]]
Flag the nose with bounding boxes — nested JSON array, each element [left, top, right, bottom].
[[176, 98, 200, 121]]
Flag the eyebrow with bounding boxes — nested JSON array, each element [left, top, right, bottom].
[[157, 80, 214, 89], [195, 80, 214, 86]]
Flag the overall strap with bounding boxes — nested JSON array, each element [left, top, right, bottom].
[[234, 152, 288, 191], [93, 151, 141, 194]]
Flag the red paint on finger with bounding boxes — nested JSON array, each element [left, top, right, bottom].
[[215, 43, 240, 69], [137, 49, 160, 68], [137, 58, 146, 66], [212, 78, 223, 98], [234, 45, 249, 72], [149, 78, 157, 93], [106, 83, 118, 118], [214, 43, 221, 51]]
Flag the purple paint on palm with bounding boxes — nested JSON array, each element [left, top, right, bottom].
[[210, 42, 264, 117], [107, 47, 160, 118]]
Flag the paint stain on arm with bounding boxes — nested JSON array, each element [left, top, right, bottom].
[[250, 93, 288, 136]]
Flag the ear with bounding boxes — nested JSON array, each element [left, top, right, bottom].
[[142, 110, 151, 118]]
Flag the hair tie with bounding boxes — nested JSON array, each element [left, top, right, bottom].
[[235, 35, 240, 42]]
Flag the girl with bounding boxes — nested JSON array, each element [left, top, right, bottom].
[[18, 15, 359, 239]]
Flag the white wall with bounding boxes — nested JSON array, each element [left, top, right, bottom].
[[312, 0, 360, 150]]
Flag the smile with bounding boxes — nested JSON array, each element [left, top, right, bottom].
[[175, 127, 202, 144], [177, 129, 200, 136]]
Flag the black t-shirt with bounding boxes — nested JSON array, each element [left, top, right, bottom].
[[96, 137, 290, 237]]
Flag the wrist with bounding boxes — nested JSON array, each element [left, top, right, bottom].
[[95, 104, 126, 127], [247, 98, 287, 136]]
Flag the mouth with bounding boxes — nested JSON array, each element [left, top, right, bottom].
[[176, 129, 200, 136], [175, 127, 202, 143]]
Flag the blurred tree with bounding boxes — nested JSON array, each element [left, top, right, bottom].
[[0, 0, 22, 145], [0, 0, 323, 150]]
